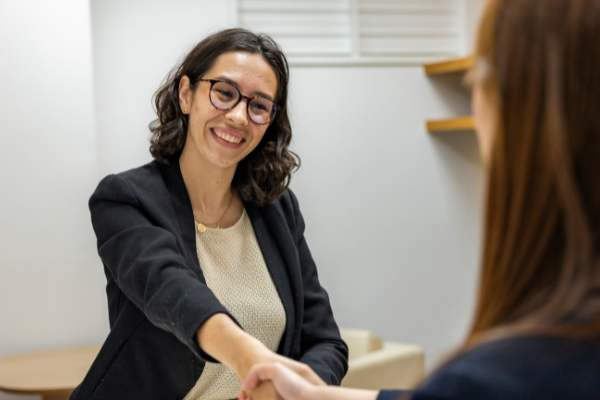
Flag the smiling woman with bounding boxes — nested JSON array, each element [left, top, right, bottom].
[[70, 29, 348, 400], [150, 30, 298, 207]]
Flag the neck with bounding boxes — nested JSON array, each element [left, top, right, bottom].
[[179, 141, 236, 216]]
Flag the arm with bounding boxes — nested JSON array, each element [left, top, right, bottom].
[[92, 176, 289, 365], [93, 174, 315, 399], [408, 366, 503, 400], [288, 191, 349, 385], [93, 174, 326, 400], [90, 174, 238, 361], [197, 313, 276, 377]]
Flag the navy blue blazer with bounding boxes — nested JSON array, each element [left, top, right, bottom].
[[71, 159, 348, 400], [378, 336, 600, 400]]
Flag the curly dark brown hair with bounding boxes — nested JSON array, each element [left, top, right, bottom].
[[149, 28, 299, 206]]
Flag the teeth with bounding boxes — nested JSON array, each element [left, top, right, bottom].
[[213, 129, 242, 144]]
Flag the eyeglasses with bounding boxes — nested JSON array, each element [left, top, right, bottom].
[[199, 79, 279, 125]]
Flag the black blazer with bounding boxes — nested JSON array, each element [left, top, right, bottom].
[[71, 160, 348, 400], [377, 336, 600, 400]]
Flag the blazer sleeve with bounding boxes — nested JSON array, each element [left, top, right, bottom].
[[287, 191, 349, 385], [89, 174, 240, 362], [407, 367, 503, 400], [375, 366, 501, 400], [377, 390, 412, 400]]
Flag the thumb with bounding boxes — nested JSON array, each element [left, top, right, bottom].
[[242, 363, 280, 390]]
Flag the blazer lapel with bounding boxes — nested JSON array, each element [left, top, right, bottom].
[[158, 160, 206, 283]]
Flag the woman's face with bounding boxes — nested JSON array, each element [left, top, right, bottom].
[[179, 51, 278, 170], [473, 83, 496, 167]]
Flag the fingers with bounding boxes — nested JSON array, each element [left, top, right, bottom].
[[242, 362, 313, 400], [243, 348, 325, 388], [239, 390, 250, 400], [275, 358, 326, 387], [290, 362, 326, 387], [247, 380, 281, 400], [243, 363, 281, 390]]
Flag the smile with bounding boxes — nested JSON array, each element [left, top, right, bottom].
[[211, 128, 244, 144]]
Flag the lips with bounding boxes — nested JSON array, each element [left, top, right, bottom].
[[211, 127, 245, 145]]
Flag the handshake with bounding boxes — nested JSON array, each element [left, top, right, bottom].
[[238, 360, 327, 400]]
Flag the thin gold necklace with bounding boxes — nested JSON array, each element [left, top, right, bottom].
[[193, 191, 234, 233]]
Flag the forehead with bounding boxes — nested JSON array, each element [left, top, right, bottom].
[[205, 52, 278, 99]]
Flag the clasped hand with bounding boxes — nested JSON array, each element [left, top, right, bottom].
[[238, 359, 324, 400]]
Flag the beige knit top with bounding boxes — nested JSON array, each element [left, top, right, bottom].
[[183, 209, 287, 400]]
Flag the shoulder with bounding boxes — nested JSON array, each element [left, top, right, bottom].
[[271, 189, 300, 215], [251, 188, 300, 219], [413, 336, 600, 400], [97, 161, 163, 191], [115, 160, 163, 182], [91, 161, 165, 202]]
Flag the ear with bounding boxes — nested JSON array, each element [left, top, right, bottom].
[[178, 75, 193, 112]]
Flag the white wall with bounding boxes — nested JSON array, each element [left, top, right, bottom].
[[0, 1, 106, 399], [90, 0, 485, 370], [289, 67, 483, 367], [91, 0, 235, 176]]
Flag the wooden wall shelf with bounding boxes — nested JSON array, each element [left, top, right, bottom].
[[424, 56, 475, 134], [426, 116, 475, 133], [424, 56, 474, 75]]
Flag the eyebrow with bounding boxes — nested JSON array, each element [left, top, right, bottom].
[[210, 75, 276, 102]]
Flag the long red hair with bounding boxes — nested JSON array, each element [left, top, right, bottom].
[[468, 0, 600, 345]]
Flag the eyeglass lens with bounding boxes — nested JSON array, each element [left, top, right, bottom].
[[210, 81, 276, 124]]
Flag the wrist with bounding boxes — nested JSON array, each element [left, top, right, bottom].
[[196, 314, 252, 368], [302, 385, 323, 400], [195, 313, 274, 379]]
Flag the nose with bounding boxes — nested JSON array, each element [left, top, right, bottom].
[[225, 98, 249, 127]]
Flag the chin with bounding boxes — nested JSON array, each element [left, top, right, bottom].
[[209, 154, 242, 169]]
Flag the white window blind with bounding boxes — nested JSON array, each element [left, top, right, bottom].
[[237, 0, 463, 66], [358, 0, 461, 58], [238, 1, 353, 57]]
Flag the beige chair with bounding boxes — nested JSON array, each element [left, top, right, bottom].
[[340, 329, 424, 390]]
